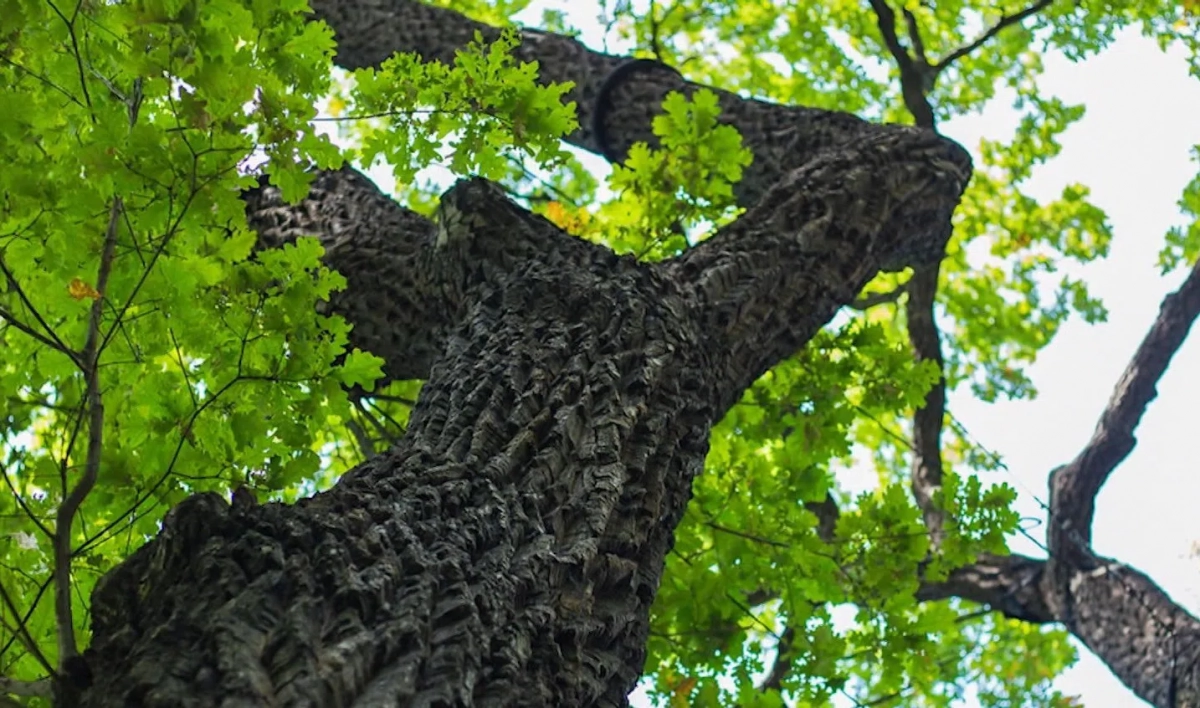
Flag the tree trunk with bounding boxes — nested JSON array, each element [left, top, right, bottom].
[[67, 1, 1200, 705], [75, 124, 970, 704]]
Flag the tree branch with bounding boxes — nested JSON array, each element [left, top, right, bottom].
[[866, 0, 916, 71], [1050, 558, 1200, 706], [757, 625, 795, 693], [243, 168, 443, 382], [54, 197, 122, 668], [905, 264, 947, 546], [915, 553, 1052, 622], [864, 0, 947, 549], [866, 0, 936, 127], [933, 0, 1057, 75], [0, 257, 82, 367], [307, 0, 876, 206], [665, 126, 971, 414], [849, 282, 908, 310], [903, 9, 929, 66], [1048, 259, 1200, 560]]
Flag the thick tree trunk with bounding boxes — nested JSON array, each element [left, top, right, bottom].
[[67, 2, 1200, 706], [85, 179, 715, 707], [75, 124, 969, 704]]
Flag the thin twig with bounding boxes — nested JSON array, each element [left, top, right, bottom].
[[1, 460, 53, 539], [0, 576, 54, 675], [0, 260, 82, 366], [933, 0, 1057, 74], [850, 282, 908, 310], [902, 8, 929, 66]]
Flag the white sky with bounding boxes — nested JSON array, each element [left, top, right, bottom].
[[361, 4, 1200, 703]]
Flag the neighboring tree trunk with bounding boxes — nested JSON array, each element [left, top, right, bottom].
[[77, 136, 969, 704]]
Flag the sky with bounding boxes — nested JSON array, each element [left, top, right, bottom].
[[356, 3, 1200, 703], [501, 3, 1200, 706], [941, 31, 1200, 707]]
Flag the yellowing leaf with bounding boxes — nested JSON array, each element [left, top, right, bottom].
[[326, 95, 347, 117], [670, 675, 698, 706], [68, 277, 100, 301], [542, 201, 590, 235]]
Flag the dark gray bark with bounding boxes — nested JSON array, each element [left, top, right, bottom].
[[76, 135, 968, 705], [64, 1, 1200, 706]]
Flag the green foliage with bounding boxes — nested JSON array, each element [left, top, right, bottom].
[[593, 89, 752, 259], [339, 27, 578, 184], [2, 0, 1198, 705], [1160, 145, 1200, 271], [0, 0, 375, 684]]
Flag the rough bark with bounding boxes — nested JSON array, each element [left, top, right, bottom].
[[61, 1, 1200, 706], [1039, 259, 1200, 706], [76, 125, 969, 705]]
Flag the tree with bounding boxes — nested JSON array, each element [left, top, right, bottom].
[[0, 0, 1198, 707]]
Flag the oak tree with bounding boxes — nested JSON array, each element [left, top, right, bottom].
[[1, 0, 1198, 706]]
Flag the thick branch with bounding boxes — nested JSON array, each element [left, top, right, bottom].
[[1048, 259, 1200, 559], [916, 553, 1051, 622], [1056, 559, 1200, 706], [917, 551, 1200, 707], [307, 0, 874, 206], [666, 126, 971, 414], [905, 265, 947, 545], [243, 168, 443, 381]]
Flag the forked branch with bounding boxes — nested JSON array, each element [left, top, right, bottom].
[[1048, 259, 1200, 561]]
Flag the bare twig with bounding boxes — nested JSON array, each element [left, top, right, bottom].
[[0, 675, 52, 698], [850, 282, 909, 310], [933, 0, 1057, 74]]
